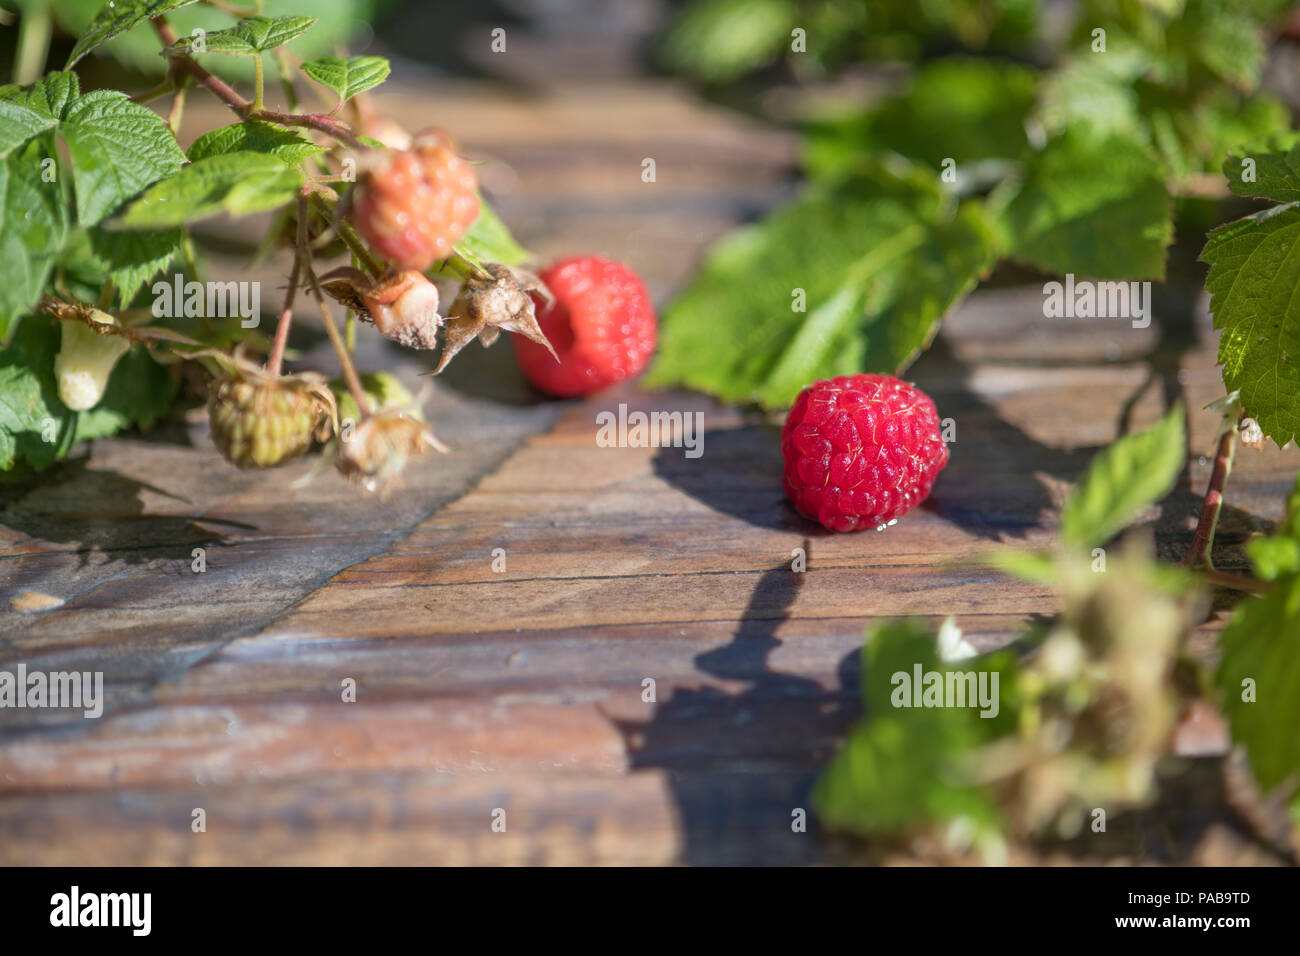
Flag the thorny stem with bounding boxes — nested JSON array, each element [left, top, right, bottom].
[[166, 73, 189, 136], [298, 197, 372, 414], [151, 18, 367, 150], [1182, 414, 1240, 570], [266, 199, 307, 378], [252, 54, 265, 113]]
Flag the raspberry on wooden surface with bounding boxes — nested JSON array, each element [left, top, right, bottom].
[[512, 256, 656, 397], [781, 373, 949, 532]]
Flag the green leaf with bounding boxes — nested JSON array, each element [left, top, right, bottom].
[[1201, 205, 1300, 447], [647, 162, 996, 409], [114, 153, 303, 229], [1246, 474, 1300, 584], [187, 121, 324, 167], [6, 71, 81, 120], [805, 59, 1037, 179], [0, 138, 68, 344], [448, 194, 530, 268], [88, 226, 182, 305], [985, 548, 1059, 585], [1223, 137, 1300, 203], [1060, 406, 1186, 549], [59, 90, 188, 226], [1002, 126, 1173, 280], [0, 318, 176, 471], [1214, 573, 1300, 791], [813, 620, 1006, 837], [659, 0, 795, 83], [66, 0, 202, 67], [0, 100, 56, 160], [300, 55, 390, 103], [162, 15, 317, 56]]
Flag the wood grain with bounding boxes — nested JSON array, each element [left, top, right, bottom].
[[0, 81, 1296, 865]]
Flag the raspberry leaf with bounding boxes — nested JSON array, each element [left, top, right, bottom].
[[1222, 137, 1300, 203], [114, 153, 304, 229], [451, 194, 530, 267], [161, 15, 317, 56], [0, 318, 176, 471], [301, 55, 390, 104], [813, 620, 1007, 838], [187, 121, 324, 167], [1001, 126, 1173, 280], [805, 59, 1037, 179], [1201, 204, 1300, 447], [659, 0, 795, 84], [1214, 476, 1300, 791], [59, 90, 188, 226], [1060, 406, 1186, 550], [0, 100, 56, 160], [66, 0, 203, 68], [649, 162, 996, 408], [0, 138, 68, 344], [87, 226, 183, 306]]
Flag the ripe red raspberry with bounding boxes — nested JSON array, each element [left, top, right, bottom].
[[782, 374, 949, 532], [513, 256, 656, 397], [352, 129, 479, 271]]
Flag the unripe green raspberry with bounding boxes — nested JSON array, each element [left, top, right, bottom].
[[208, 372, 336, 469]]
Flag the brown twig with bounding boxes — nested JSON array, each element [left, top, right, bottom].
[[1182, 414, 1240, 569], [266, 195, 308, 377], [151, 17, 367, 150]]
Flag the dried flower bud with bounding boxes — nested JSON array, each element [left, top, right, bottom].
[[335, 409, 447, 494], [433, 263, 557, 373], [321, 267, 443, 350], [209, 371, 336, 469]]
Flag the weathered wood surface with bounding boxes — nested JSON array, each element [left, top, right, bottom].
[[1, 82, 1298, 865]]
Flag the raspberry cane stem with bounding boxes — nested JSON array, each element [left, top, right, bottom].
[[151, 18, 367, 151], [1181, 413, 1238, 570]]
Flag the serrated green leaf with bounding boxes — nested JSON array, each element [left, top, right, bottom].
[[1060, 406, 1186, 549], [88, 225, 182, 305], [59, 90, 188, 226], [805, 58, 1037, 179], [1223, 137, 1300, 203], [300, 55, 390, 103], [187, 121, 324, 167], [0, 100, 56, 160], [659, 0, 795, 84], [163, 15, 317, 56], [1002, 127, 1173, 280], [1214, 573, 1300, 791], [1201, 205, 1300, 447], [0, 138, 68, 344], [648, 163, 996, 408], [813, 620, 1006, 837], [66, 0, 202, 67], [0, 318, 176, 471], [115, 153, 303, 229], [51, 0, 379, 80], [4, 71, 81, 120], [1246, 473, 1300, 582]]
